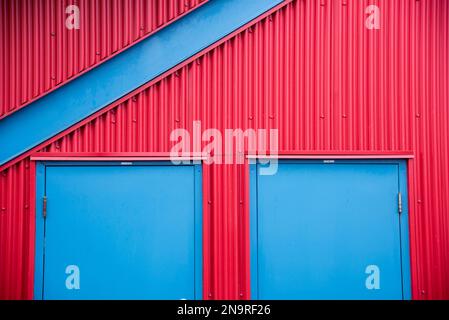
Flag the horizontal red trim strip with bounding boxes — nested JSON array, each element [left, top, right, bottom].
[[248, 151, 415, 159], [31, 152, 206, 161], [31, 157, 205, 161]]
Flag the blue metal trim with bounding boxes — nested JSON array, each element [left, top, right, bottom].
[[194, 164, 203, 299], [249, 159, 412, 300], [34, 162, 46, 300], [34, 161, 203, 300], [398, 161, 412, 300], [0, 0, 283, 166]]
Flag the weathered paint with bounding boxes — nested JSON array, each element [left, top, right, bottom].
[[0, 0, 208, 119], [0, 0, 448, 300]]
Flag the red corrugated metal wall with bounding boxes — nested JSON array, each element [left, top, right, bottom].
[[1, 0, 448, 299], [0, 0, 207, 119]]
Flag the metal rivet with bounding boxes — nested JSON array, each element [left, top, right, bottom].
[[269, 115, 274, 119], [208, 200, 212, 205], [342, 114, 347, 118], [1, 207, 6, 211], [248, 116, 253, 120], [25, 205, 29, 209], [132, 119, 137, 123], [208, 293, 213, 298], [96, 51, 101, 55], [416, 113, 421, 118], [50, 32, 55, 36], [320, 114, 325, 119]]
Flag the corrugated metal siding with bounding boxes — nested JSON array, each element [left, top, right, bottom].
[[0, 160, 35, 299], [0, 0, 207, 119], [1, 0, 448, 299]]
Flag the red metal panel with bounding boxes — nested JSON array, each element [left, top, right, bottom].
[[0, 0, 208, 119], [1, 0, 448, 299]]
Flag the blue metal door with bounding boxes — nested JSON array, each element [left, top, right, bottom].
[[35, 162, 202, 300], [250, 160, 410, 300]]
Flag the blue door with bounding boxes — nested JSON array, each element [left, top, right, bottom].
[[250, 160, 410, 300], [35, 162, 202, 300]]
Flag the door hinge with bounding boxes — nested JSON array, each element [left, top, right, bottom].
[[42, 196, 47, 218], [398, 192, 403, 214]]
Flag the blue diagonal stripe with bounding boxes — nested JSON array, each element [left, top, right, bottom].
[[0, 0, 283, 165]]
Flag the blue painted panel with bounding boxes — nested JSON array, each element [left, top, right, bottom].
[[0, 0, 283, 166], [397, 162, 411, 299], [33, 164, 46, 300], [36, 163, 201, 300], [252, 160, 410, 300]]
